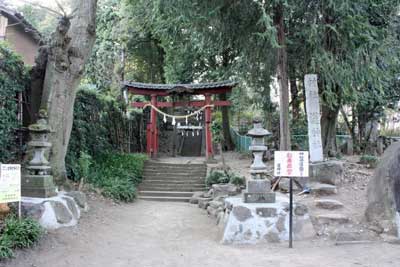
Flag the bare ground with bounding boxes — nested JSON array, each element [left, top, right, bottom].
[[3, 153, 400, 267], [2, 197, 400, 267]]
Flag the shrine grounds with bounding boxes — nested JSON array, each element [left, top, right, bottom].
[[3, 152, 400, 267], [4, 198, 400, 267]]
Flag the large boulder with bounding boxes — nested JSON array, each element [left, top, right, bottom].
[[309, 160, 343, 185], [365, 142, 400, 236]]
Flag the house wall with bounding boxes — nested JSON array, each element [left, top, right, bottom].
[[4, 17, 39, 65]]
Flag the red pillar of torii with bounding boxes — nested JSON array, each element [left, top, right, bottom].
[[123, 81, 237, 160]]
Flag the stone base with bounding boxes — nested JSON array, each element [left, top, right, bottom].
[[21, 191, 88, 230], [243, 192, 275, 203], [309, 160, 343, 185], [22, 175, 57, 198], [221, 195, 314, 244]]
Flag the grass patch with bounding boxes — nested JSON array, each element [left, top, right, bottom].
[[87, 153, 147, 202], [206, 170, 245, 187], [359, 154, 379, 168], [0, 216, 44, 260]]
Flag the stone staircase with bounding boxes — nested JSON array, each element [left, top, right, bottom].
[[138, 161, 207, 202]]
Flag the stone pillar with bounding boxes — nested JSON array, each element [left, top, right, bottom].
[[243, 118, 275, 203], [22, 111, 57, 198]]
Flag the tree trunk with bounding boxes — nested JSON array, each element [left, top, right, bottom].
[[40, 0, 98, 184], [290, 78, 300, 121], [220, 93, 234, 151], [320, 103, 339, 156], [273, 3, 291, 150]]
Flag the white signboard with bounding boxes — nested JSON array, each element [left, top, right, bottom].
[[274, 151, 309, 177], [304, 74, 324, 162], [0, 164, 21, 203]]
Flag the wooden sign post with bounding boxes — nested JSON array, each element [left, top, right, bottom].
[[274, 151, 309, 248]]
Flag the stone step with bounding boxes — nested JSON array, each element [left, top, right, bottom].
[[139, 191, 194, 197], [310, 183, 337, 196], [139, 186, 206, 192], [143, 170, 207, 177], [145, 163, 206, 168], [313, 213, 350, 225], [315, 199, 344, 210], [142, 179, 204, 184], [138, 196, 190, 202], [140, 182, 205, 188], [143, 173, 206, 179]]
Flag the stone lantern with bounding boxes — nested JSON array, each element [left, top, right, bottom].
[[244, 117, 275, 203], [22, 111, 57, 198]]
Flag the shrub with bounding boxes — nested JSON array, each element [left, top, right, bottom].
[[229, 174, 246, 186], [0, 216, 44, 259], [206, 170, 229, 187], [88, 153, 147, 202], [0, 42, 29, 163], [359, 154, 379, 168]]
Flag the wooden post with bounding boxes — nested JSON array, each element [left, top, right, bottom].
[[205, 94, 213, 160], [150, 95, 158, 158]]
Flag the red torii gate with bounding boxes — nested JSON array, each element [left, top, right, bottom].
[[124, 81, 237, 160]]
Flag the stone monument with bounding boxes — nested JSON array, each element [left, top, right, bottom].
[[244, 118, 275, 203], [22, 111, 57, 198], [304, 74, 323, 162]]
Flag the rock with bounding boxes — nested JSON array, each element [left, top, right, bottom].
[[294, 203, 308, 216], [49, 200, 72, 224], [276, 215, 286, 232], [315, 199, 344, 210], [207, 206, 218, 217], [66, 191, 88, 210], [256, 207, 277, 218], [209, 200, 224, 210], [311, 183, 337, 196], [21, 202, 45, 220], [365, 142, 400, 234], [62, 197, 79, 218], [189, 191, 205, 204], [198, 198, 212, 209], [212, 184, 238, 198], [335, 231, 376, 243], [263, 231, 280, 243], [232, 206, 253, 222], [381, 234, 400, 244], [309, 160, 344, 185], [368, 224, 384, 234], [314, 214, 350, 225], [216, 211, 225, 225], [279, 178, 301, 192]]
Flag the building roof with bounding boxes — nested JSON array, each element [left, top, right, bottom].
[[0, 3, 42, 43], [124, 80, 237, 95]]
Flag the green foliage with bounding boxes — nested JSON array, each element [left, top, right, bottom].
[[0, 216, 44, 259], [88, 153, 147, 202], [0, 42, 28, 163], [229, 174, 245, 187], [66, 87, 143, 181], [206, 170, 244, 187], [78, 151, 92, 180], [206, 170, 229, 187], [359, 154, 379, 168]]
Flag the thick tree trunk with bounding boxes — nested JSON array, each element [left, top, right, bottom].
[[220, 93, 234, 151], [320, 103, 339, 156], [290, 78, 300, 121], [40, 0, 97, 184], [274, 3, 291, 150]]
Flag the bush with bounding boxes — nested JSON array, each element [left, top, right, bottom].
[[206, 170, 245, 187], [88, 153, 147, 202], [359, 154, 379, 168], [0, 216, 44, 259], [206, 170, 229, 187], [229, 174, 246, 186], [0, 42, 29, 162]]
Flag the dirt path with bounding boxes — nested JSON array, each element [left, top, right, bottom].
[[3, 197, 400, 267]]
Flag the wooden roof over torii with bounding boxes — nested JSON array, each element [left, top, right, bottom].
[[123, 80, 237, 96], [124, 81, 238, 159]]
